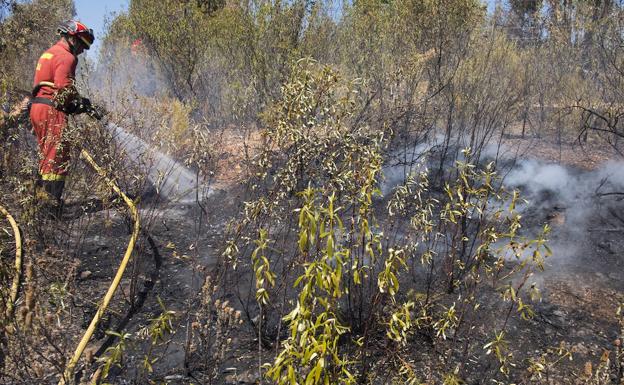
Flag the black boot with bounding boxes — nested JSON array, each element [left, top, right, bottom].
[[41, 180, 65, 220], [43, 180, 65, 202]]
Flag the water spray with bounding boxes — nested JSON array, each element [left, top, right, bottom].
[[108, 122, 210, 203]]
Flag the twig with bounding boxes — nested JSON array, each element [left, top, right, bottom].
[[598, 192, 624, 197]]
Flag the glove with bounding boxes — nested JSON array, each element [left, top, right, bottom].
[[64, 98, 80, 114], [78, 98, 105, 120], [64, 97, 90, 114], [77, 97, 92, 114], [68, 97, 104, 120]]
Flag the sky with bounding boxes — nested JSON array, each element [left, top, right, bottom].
[[74, 0, 129, 58]]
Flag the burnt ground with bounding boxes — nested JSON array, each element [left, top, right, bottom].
[[505, 198, 624, 382], [3, 131, 624, 384], [60, 187, 241, 384], [492, 135, 624, 382]]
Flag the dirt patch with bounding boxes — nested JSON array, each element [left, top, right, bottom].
[[210, 127, 263, 190], [502, 132, 620, 170]]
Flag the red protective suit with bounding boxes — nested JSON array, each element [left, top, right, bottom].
[[30, 39, 78, 182]]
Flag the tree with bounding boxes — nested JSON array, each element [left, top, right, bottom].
[[0, 0, 75, 96], [509, 0, 543, 42]]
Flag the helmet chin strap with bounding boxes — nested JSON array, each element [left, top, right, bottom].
[[62, 35, 81, 55], [69, 38, 81, 55]]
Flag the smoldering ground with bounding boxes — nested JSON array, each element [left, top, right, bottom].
[[504, 158, 624, 285], [383, 138, 624, 290]]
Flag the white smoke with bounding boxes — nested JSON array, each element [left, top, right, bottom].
[[382, 137, 624, 268], [502, 158, 624, 264], [505, 160, 576, 202], [504, 158, 624, 208], [381, 135, 444, 194]]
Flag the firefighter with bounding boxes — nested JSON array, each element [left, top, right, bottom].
[[30, 20, 97, 215]]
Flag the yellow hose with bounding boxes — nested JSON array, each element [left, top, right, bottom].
[[59, 149, 140, 385], [0, 204, 22, 318]]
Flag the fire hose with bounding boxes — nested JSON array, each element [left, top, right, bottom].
[[0, 204, 22, 318], [4, 94, 140, 383], [59, 149, 140, 385]]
